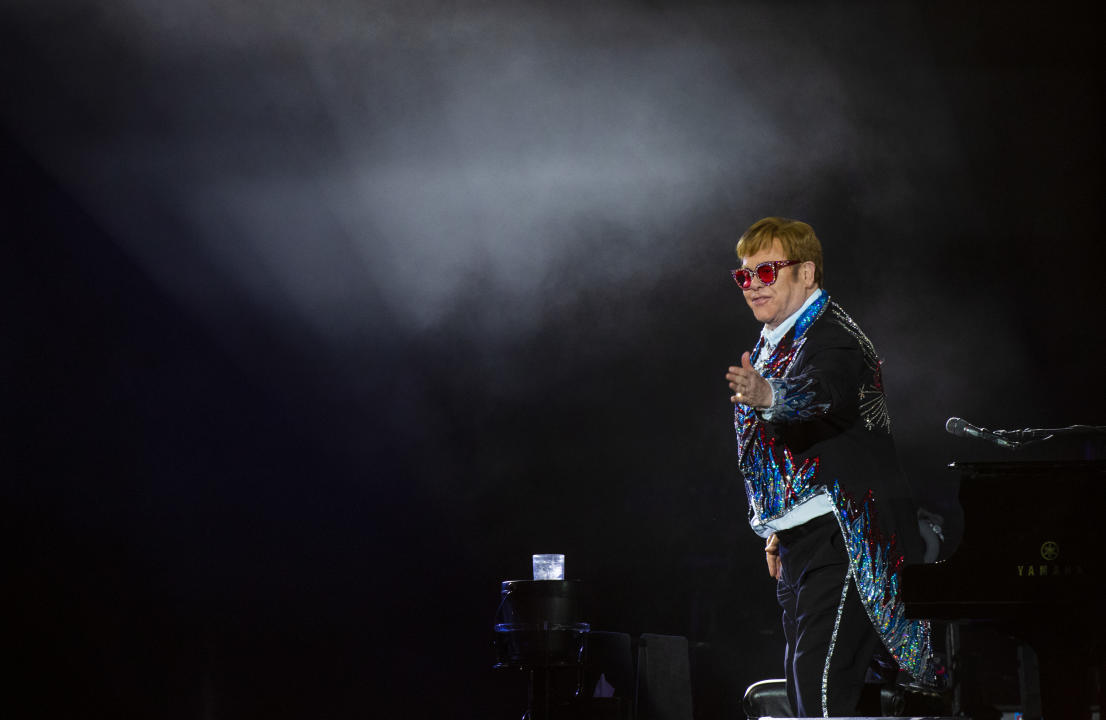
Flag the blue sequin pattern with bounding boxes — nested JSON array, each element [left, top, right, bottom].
[[762, 376, 831, 421], [741, 426, 822, 521], [830, 481, 934, 682], [791, 290, 827, 340]]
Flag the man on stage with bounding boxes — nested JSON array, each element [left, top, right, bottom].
[[724, 217, 932, 716]]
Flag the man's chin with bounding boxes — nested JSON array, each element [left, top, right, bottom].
[[752, 309, 775, 325]]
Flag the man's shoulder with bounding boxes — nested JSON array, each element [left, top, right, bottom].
[[809, 299, 880, 359]]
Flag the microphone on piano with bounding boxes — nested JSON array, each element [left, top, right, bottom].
[[944, 417, 1019, 450]]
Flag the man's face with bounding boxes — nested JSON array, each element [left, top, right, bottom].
[[740, 239, 815, 330]]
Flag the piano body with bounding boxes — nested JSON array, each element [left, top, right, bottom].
[[903, 460, 1106, 719]]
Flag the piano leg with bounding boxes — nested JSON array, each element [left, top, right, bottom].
[[1016, 643, 1041, 719], [944, 621, 962, 715], [1031, 628, 1093, 720]]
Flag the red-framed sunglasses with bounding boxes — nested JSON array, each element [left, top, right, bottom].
[[731, 260, 802, 289]]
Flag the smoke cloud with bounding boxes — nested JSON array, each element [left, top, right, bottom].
[[3, 0, 905, 345]]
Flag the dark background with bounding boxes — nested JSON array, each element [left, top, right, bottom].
[[3, 1, 1103, 717]]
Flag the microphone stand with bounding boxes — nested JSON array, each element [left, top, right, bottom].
[[992, 424, 1106, 447]]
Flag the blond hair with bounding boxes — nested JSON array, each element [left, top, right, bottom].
[[736, 217, 823, 286]]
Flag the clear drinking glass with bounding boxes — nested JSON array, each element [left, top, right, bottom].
[[532, 553, 565, 580]]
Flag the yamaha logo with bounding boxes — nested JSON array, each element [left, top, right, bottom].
[[1040, 541, 1059, 561]]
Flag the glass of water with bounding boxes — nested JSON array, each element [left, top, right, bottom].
[[532, 553, 565, 580]]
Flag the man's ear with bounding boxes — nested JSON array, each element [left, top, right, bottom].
[[801, 260, 816, 288]]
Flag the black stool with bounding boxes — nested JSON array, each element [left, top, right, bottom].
[[742, 677, 948, 718], [741, 678, 790, 719]]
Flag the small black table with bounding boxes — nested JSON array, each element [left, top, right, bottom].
[[494, 580, 590, 719]]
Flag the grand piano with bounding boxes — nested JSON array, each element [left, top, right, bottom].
[[902, 460, 1106, 720]]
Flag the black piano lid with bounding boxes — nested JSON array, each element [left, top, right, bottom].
[[903, 459, 1105, 620]]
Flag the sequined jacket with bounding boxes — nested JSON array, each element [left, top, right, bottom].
[[734, 291, 933, 682]]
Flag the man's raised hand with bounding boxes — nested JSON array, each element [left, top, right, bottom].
[[726, 351, 772, 407]]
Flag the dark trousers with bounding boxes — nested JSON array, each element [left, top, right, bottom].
[[776, 512, 882, 717]]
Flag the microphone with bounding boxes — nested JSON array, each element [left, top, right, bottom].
[[944, 417, 1019, 450]]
